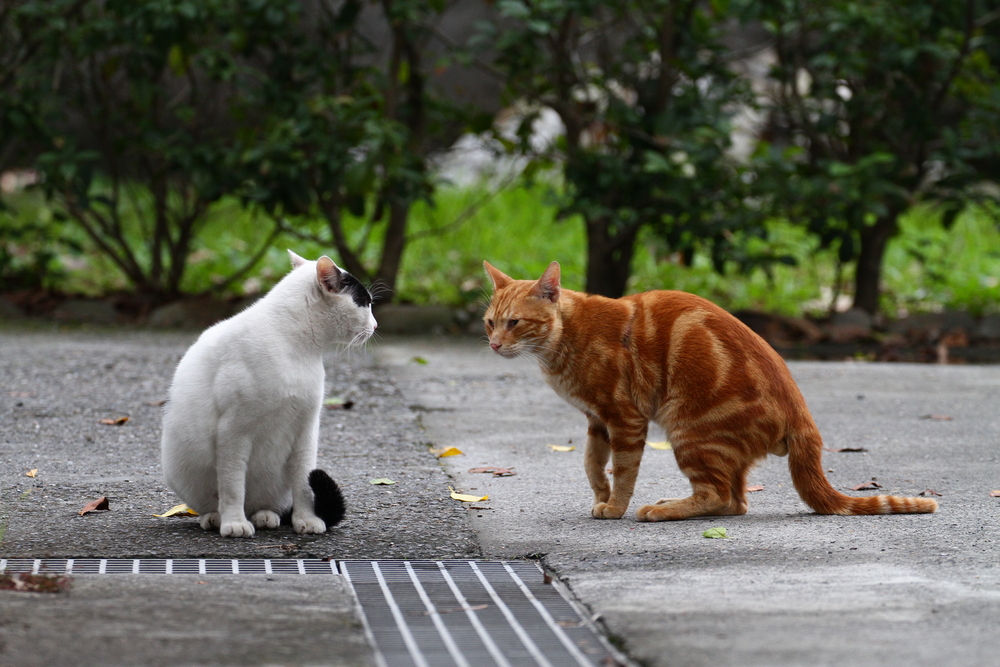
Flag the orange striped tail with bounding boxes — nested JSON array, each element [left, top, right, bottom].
[[787, 431, 938, 515]]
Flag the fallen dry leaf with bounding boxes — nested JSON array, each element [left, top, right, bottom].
[[918, 489, 942, 497], [145, 399, 166, 407], [7, 391, 34, 398], [824, 447, 868, 453], [430, 446, 464, 457], [920, 414, 953, 421], [99, 416, 129, 425], [324, 396, 354, 410], [449, 486, 488, 502], [850, 481, 882, 491], [153, 503, 199, 517], [78, 497, 110, 516], [746, 485, 765, 492], [468, 466, 516, 477], [990, 490, 1000, 498], [547, 444, 575, 452], [369, 478, 396, 485], [646, 441, 672, 450], [25, 469, 37, 478], [0, 572, 71, 593]]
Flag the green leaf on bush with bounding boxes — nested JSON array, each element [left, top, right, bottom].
[[702, 527, 729, 539]]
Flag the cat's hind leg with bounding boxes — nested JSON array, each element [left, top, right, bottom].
[[637, 440, 746, 521]]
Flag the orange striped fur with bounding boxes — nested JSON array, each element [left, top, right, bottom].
[[483, 261, 938, 520]]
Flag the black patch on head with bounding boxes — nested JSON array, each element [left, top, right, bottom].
[[339, 271, 373, 308]]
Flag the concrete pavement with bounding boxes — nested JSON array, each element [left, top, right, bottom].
[[2, 327, 998, 666], [376, 336, 1000, 667]]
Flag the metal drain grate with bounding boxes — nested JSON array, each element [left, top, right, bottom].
[[0, 558, 338, 575], [342, 560, 627, 667], [1, 558, 628, 666]]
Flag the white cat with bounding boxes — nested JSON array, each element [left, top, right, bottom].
[[161, 251, 377, 537]]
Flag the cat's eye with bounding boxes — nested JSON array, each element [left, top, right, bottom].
[[487, 319, 494, 329], [507, 319, 519, 330]]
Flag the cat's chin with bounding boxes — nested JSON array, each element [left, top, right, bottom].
[[494, 347, 521, 359]]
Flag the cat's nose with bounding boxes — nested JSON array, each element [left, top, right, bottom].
[[490, 342, 501, 351]]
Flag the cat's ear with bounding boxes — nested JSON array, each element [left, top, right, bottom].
[[483, 261, 513, 291], [288, 250, 309, 269], [529, 261, 561, 303], [316, 255, 342, 293]]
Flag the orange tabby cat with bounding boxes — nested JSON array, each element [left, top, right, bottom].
[[483, 260, 938, 520]]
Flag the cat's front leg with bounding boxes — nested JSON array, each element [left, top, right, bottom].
[[590, 417, 647, 519], [584, 416, 612, 512], [288, 413, 327, 535], [216, 434, 256, 538]]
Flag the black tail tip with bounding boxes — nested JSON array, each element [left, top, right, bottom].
[[309, 469, 346, 527]]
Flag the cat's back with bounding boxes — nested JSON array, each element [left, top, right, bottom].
[[627, 289, 803, 412]]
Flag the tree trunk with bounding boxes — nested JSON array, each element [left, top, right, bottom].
[[584, 217, 640, 298], [373, 201, 409, 302], [853, 213, 899, 315]]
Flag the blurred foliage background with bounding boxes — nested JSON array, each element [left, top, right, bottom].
[[2, 0, 999, 317]]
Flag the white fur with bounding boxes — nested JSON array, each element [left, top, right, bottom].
[[161, 252, 376, 537]]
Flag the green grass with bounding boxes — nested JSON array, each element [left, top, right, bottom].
[[3, 182, 1000, 317]]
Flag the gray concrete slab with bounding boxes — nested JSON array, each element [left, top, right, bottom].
[[376, 336, 1000, 667], [0, 575, 370, 667]]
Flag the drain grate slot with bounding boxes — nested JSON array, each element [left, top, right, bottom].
[[0, 558, 338, 575], [342, 560, 627, 667]]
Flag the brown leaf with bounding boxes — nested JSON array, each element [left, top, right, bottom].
[[469, 465, 516, 477], [25, 468, 37, 478], [78, 496, 110, 516], [145, 399, 166, 407], [746, 485, 765, 492], [99, 416, 129, 425], [824, 447, 868, 453], [920, 414, 953, 421], [0, 573, 71, 594], [918, 489, 942, 497], [990, 490, 1000, 498], [850, 481, 882, 491], [7, 391, 34, 398]]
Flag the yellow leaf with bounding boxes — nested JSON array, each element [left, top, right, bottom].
[[25, 468, 37, 478], [449, 486, 488, 503], [547, 444, 575, 452], [99, 416, 129, 425], [153, 503, 199, 518], [430, 446, 464, 457], [647, 441, 672, 450]]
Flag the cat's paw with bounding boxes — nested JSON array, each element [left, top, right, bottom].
[[654, 498, 682, 505], [220, 519, 256, 538], [591, 502, 626, 519], [251, 510, 281, 529], [199, 511, 221, 531], [293, 515, 327, 534]]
